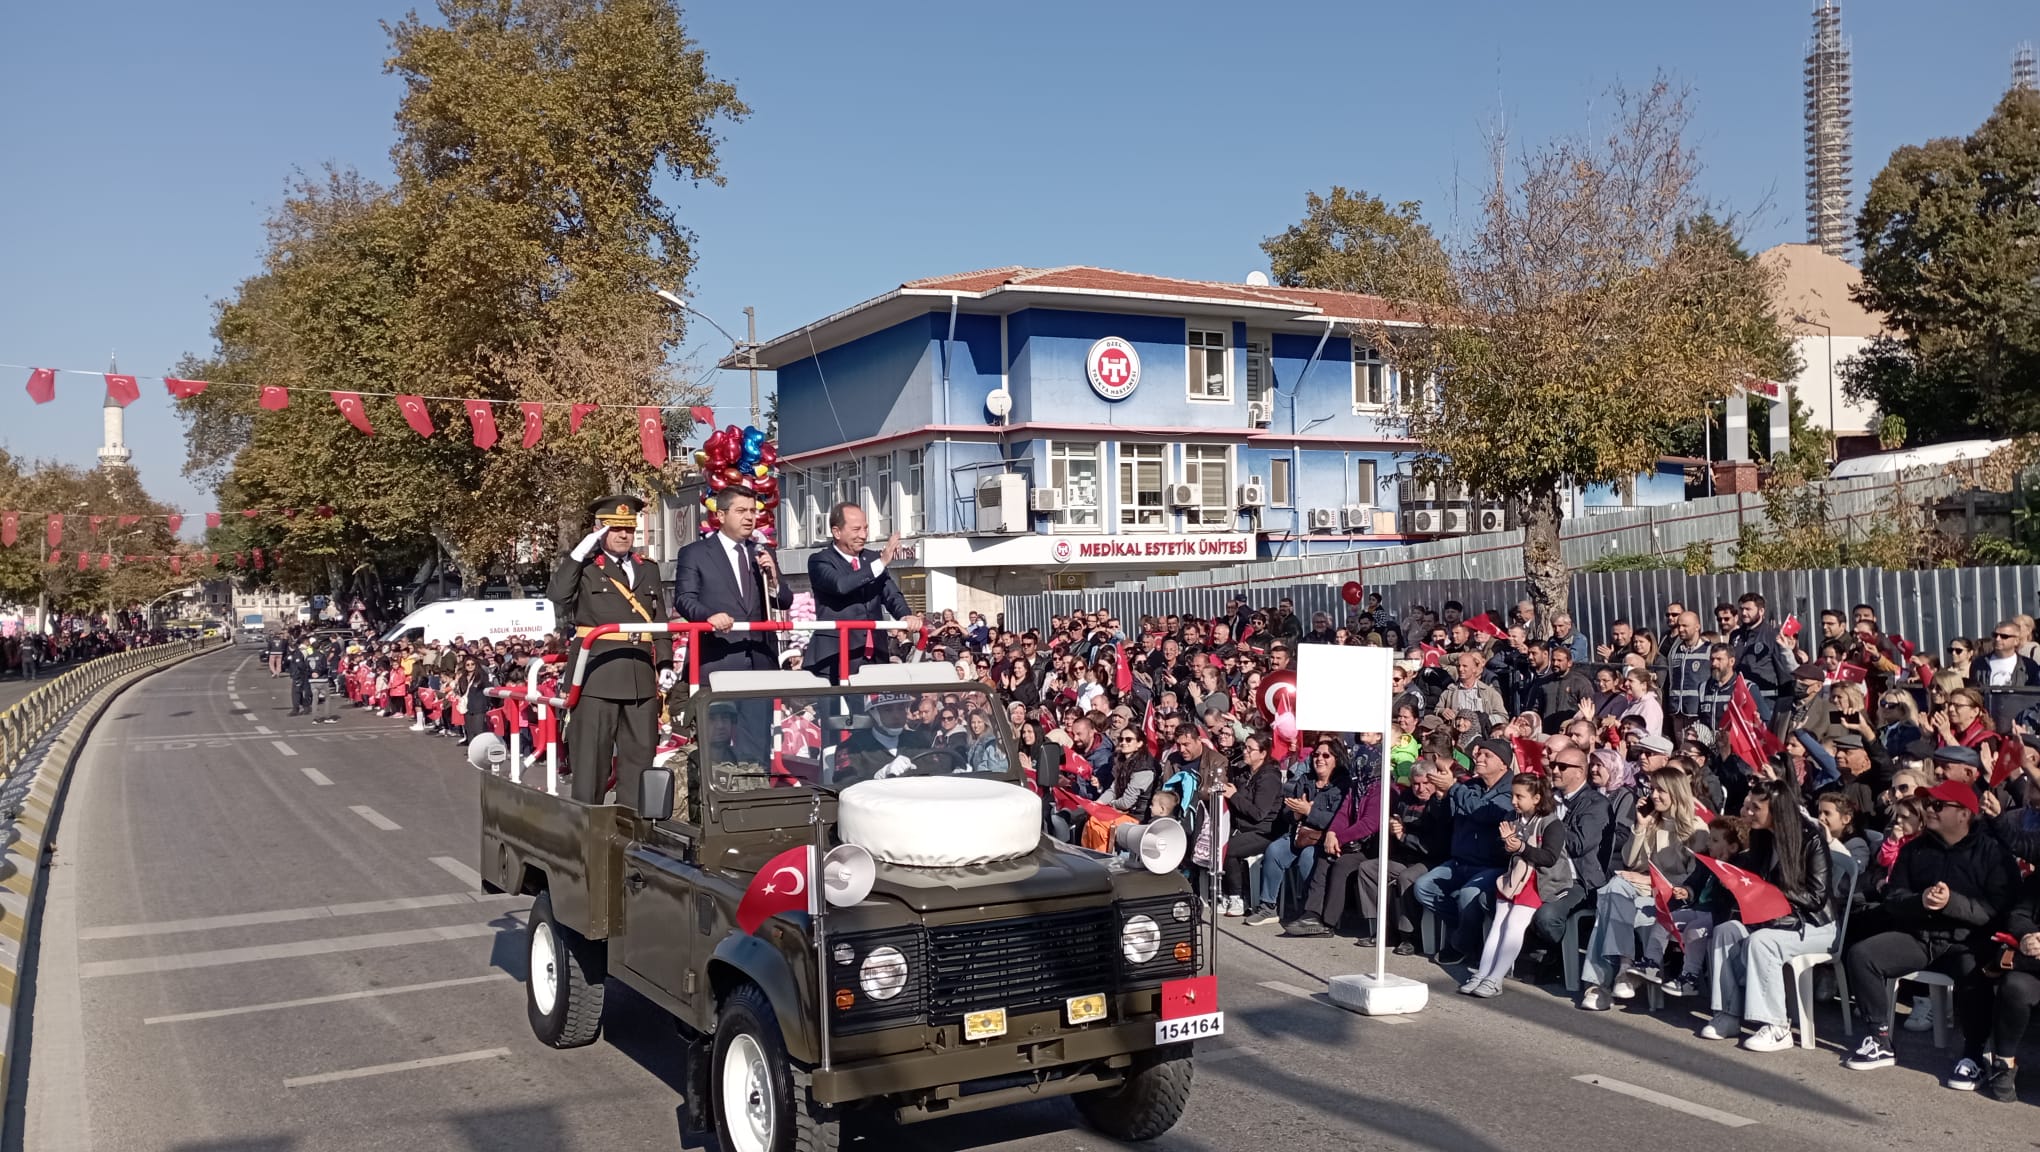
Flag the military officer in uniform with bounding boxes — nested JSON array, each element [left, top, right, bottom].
[[549, 495, 673, 805]]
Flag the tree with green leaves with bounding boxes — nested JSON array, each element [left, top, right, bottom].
[[1261, 186, 1456, 303], [1847, 89, 2040, 438]]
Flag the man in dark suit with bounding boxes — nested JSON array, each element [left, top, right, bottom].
[[549, 494, 673, 805], [806, 502, 921, 683], [674, 486, 793, 764]]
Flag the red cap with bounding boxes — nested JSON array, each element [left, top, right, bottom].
[[1922, 780, 1979, 816]]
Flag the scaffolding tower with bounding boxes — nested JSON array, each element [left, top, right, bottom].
[[1804, 1, 1854, 259], [2016, 43, 2036, 93]]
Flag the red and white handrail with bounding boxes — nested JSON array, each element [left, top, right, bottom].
[[563, 619, 925, 708]]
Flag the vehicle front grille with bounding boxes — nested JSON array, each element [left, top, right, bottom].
[[925, 908, 1119, 1024]]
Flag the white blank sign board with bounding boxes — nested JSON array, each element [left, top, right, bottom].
[[1296, 645, 1393, 734]]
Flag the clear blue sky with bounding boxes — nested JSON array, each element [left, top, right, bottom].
[[1, 1, 2030, 519]]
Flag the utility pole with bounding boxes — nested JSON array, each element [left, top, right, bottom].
[[745, 306, 760, 428]]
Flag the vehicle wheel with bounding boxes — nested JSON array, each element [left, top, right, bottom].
[[713, 982, 840, 1152], [526, 890, 606, 1048], [1075, 1044, 1194, 1142]]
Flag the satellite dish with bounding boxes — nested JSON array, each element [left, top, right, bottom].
[[1113, 817, 1188, 874], [985, 388, 1012, 419], [1244, 270, 1271, 286], [822, 843, 877, 907]]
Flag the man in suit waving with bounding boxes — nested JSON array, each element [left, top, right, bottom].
[[806, 502, 921, 683], [675, 486, 794, 763]]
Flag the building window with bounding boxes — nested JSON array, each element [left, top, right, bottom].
[[1245, 340, 1268, 404], [1187, 329, 1231, 401], [1354, 458, 1378, 505], [1048, 442, 1101, 528], [1396, 367, 1427, 411], [868, 454, 892, 537], [1118, 444, 1166, 529], [1183, 445, 1232, 529], [1270, 457, 1292, 507], [1354, 347, 1387, 409], [901, 448, 924, 533]]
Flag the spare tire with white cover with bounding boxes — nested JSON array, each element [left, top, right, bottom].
[[836, 777, 1040, 867]]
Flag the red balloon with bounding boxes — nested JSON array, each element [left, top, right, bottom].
[[706, 472, 730, 492], [753, 475, 780, 499], [704, 514, 722, 532], [1340, 580, 1363, 606], [757, 509, 775, 526], [757, 442, 779, 467]]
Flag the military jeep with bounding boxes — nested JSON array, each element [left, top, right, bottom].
[[479, 660, 1214, 1152]]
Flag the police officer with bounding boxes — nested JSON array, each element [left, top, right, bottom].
[[549, 495, 673, 805]]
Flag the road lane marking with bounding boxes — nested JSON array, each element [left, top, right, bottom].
[[431, 856, 484, 889], [80, 892, 523, 940], [254, 725, 273, 735], [300, 766, 334, 786], [146, 974, 514, 1024], [1573, 1075, 1756, 1128], [80, 919, 514, 977], [271, 740, 298, 757], [284, 1047, 511, 1088], [350, 805, 400, 831]]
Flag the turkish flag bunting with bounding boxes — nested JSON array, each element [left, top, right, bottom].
[[104, 373, 140, 407], [1725, 676, 1784, 771], [1696, 855, 1794, 925], [205, 513, 222, 529], [47, 551, 60, 566], [270, 550, 282, 569], [89, 515, 105, 534], [98, 554, 111, 570], [734, 844, 815, 934], [258, 385, 290, 410], [518, 402, 544, 448], [1648, 863, 1683, 944], [164, 377, 208, 399], [76, 552, 87, 572], [234, 552, 246, 569], [24, 368, 55, 404], [638, 406, 667, 467], [1467, 613, 1507, 639], [396, 395, 434, 437], [46, 514, 61, 547], [0, 512, 15, 547], [331, 391, 373, 434], [252, 548, 264, 570], [166, 514, 181, 533], [690, 405, 714, 429], [464, 400, 498, 449], [169, 555, 181, 576], [283, 507, 297, 518], [242, 509, 260, 518], [570, 402, 598, 434], [122, 554, 135, 563], [118, 515, 140, 529], [316, 505, 333, 518]]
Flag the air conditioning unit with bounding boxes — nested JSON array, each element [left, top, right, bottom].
[[1342, 505, 1372, 531], [1398, 478, 1439, 504], [1406, 508, 1443, 534], [1029, 487, 1064, 513], [1237, 480, 1266, 508], [1167, 483, 1199, 508], [1247, 400, 1272, 427], [1307, 507, 1339, 532], [975, 473, 1028, 534], [1441, 507, 1469, 534], [1476, 504, 1508, 533], [1443, 481, 1471, 504]]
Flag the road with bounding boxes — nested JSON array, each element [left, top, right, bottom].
[[13, 647, 2034, 1152]]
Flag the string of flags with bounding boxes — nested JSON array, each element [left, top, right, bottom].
[[0, 507, 335, 549], [38, 549, 278, 575], [11, 364, 733, 466]]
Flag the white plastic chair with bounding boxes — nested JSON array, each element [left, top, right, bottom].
[[1885, 971, 1956, 1050], [1563, 906, 1595, 993], [1787, 849, 1859, 1050]]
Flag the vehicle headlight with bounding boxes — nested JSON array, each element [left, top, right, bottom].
[[859, 945, 909, 1001], [1121, 914, 1161, 964]]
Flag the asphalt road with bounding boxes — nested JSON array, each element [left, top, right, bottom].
[[13, 647, 2038, 1152]]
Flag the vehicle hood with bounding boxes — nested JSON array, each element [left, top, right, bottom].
[[867, 840, 1116, 914]]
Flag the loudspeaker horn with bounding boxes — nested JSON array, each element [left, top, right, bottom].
[[822, 844, 876, 908], [1113, 817, 1188, 874], [466, 732, 505, 772]]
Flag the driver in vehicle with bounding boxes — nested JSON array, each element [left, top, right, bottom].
[[827, 693, 922, 780]]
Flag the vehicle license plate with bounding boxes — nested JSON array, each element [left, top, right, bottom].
[[1154, 1011, 1224, 1043], [964, 1008, 1008, 1041], [1066, 994, 1108, 1025]]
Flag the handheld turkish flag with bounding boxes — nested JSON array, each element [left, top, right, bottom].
[[331, 391, 373, 434], [519, 402, 544, 448], [570, 402, 598, 434], [1, 512, 15, 547], [1647, 863, 1683, 945], [45, 514, 61, 548], [1696, 855, 1793, 925], [164, 376, 208, 399], [1780, 614, 1801, 639], [104, 373, 139, 407], [1511, 737, 1545, 775], [735, 845, 816, 934], [1419, 643, 1446, 669], [1725, 676, 1783, 771], [258, 385, 290, 410], [1829, 661, 1868, 685], [1114, 644, 1133, 693], [1467, 613, 1507, 639], [464, 400, 498, 449], [1143, 702, 1161, 759], [638, 406, 667, 467], [397, 395, 434, 437], [24, 368, 55, 404]]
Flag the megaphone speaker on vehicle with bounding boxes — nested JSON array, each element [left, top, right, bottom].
[[822, 843, 876, 908], [1112, 817, 1188, 874]]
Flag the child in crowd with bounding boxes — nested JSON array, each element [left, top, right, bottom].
[[1463, 774, 1573, 998], [1637, 816, 1746, 998]]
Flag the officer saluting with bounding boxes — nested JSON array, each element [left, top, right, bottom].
[[549, 495, 673, 805]]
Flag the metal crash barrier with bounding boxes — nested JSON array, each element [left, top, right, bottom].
[[0, 638, 219, 779]]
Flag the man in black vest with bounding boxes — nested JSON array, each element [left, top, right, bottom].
[[549, 495, 673, 805], [805, 502, 920, 683], [674, 486, 793, 764]]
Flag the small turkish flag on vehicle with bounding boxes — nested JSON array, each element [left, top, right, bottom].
[[1696, 854, 1793, 925], [1160, 975, 1217, 1020], [735, 845, 816, 934]]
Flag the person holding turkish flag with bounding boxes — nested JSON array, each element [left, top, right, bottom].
[[1697, 777, 1837, 1053]]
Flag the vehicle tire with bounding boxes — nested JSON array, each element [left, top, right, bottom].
[[1074, 1044, 1194, 1142], [526, 891, 606, 1048], [712, 982, 840, 1152]]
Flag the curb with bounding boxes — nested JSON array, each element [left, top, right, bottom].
[[0, 639, 225, 1121]]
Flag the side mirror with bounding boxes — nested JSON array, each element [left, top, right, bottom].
[[638, 768, 675, 821], [1037, 750, 1061, 793]]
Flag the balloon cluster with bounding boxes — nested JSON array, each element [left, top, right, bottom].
[[692, 424, 782, 544]]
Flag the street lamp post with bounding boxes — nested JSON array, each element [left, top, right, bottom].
[[1793, 314, 1837, 462], [653, 286, 762, 428]]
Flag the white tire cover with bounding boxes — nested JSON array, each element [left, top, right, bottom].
[[836, 777, 1041, 867]]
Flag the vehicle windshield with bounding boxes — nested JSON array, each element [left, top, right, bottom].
[[702, 685, 1018, 794]]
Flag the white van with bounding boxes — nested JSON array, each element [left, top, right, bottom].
[[380, 598, 555, 646]]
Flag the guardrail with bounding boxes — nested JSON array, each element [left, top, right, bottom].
[[0, 638, 219, 777]]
